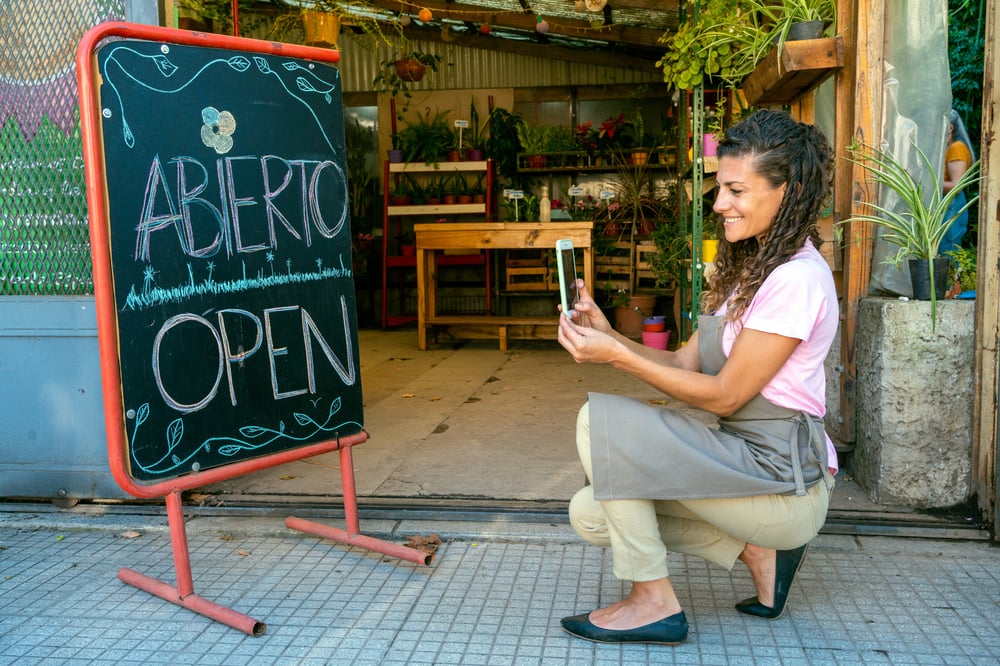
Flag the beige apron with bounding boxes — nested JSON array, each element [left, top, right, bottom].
[[589, 315, 828, 501]]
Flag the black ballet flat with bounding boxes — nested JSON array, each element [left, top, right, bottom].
[[735, 543, 809, 620], [560, 610, 688, 645]]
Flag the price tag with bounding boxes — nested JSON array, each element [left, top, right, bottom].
[[454, 119, 469, 128], [568, 186, 585, 197], [507, 190, 524, 200], [600, 190, 615, 200]]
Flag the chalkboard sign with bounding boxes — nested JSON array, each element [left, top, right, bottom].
[[95, 39, 362, 482]]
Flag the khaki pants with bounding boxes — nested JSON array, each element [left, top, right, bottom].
[[569, 403, 834, 582]]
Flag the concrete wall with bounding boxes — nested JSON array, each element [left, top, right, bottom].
[[853, 297, 975, 508]]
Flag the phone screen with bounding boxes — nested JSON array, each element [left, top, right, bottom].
[[558, 243, 579, 315]]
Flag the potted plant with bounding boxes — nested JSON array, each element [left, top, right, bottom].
[[485, 107, 523, 190], [945, 245, 977, 296], [395, 229, 416, 256], [846, 140, 980, 330], [263, 1, 402, 50], [656, 0, 771, 91], [749, 0, 837, 62], [515, 120, 548, 168], [464, 100, 488, 161], [372, 51, 442, 100], [396, 108, 453, 165]]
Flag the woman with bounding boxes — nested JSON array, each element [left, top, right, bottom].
[[556, 109, 839, 645], [939, 109, 975, 255]]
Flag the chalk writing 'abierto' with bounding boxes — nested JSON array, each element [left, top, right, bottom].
[[135, 153, 347, 262]]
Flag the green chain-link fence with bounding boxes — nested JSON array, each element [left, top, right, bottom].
[[1, 0, 124, 295]]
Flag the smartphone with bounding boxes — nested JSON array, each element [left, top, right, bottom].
[[555, 238, 580, 318]]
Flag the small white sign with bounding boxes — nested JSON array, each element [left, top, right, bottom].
[[454, 119, 469, 128], [507, 190, 524, 200], [600, 190, 615, 200], [568, 186, 585, 197]]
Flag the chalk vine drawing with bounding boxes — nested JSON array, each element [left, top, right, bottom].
[[99, 45, 339, 152], [130, 396, 361, 476]]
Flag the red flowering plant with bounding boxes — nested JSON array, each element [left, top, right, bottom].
[[576, 114, 636, 161]]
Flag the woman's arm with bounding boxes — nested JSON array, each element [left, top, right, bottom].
[[558, 282, 800, 416], [943, 158, 970, 193], [558, 281, 702, 373]]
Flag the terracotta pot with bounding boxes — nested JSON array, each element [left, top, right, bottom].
[[394, 59, 426, 82], [632, 149, 649, 166], [387, 149, 403, 163], [447, 150, 462, 162], [615, 294, 657, 338], [400, 245, 416, 257], [443, 194, 458, 205], [457, 195, 473, 204], [465, 148, 485, 161]]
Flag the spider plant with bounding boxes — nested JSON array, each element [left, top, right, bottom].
[[846, 139, 980, 329]]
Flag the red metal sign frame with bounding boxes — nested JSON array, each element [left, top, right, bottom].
[[77, 21, 431, 636]]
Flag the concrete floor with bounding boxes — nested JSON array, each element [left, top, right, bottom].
[[200, 328, 985, 538]]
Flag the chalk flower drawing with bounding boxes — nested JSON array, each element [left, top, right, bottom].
[[200, 106, 236, 154]]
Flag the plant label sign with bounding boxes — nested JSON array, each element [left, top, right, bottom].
[[93, 39, 363, 482]]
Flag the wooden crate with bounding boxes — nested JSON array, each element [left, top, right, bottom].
[[506, 266, 551, 291], [635, 241, 659, 289], [595, 240, 633, 292]]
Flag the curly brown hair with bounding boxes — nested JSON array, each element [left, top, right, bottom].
[[702, 109, 834, 323]]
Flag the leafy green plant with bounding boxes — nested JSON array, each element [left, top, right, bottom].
[[946, 245, 977, 292], [650, 220, 690, 289], [397, 108, 453, 164], [656, 0, 771, 91], [515, 121, 547, 155], [485, 107, 523, 189], [750, 0, 836, 61], [846, 140, 980, 329], [543, 126, 578, 152]]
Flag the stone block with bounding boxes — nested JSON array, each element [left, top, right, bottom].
[[853, 297, 974, 508]]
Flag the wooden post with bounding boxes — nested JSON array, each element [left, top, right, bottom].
[[974, 0, 999, 531], [834, 0, 883, 444]]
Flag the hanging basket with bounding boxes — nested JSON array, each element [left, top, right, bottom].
[[394, 59, 426, 82], [301, 11, 340, 48]]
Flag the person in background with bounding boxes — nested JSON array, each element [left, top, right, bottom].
[[939, 109, 975, 256], [555, 109, 838, 646]]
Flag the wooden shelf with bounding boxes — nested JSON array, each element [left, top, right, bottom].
[[388, 160, 488, 174], [742, 36, 845, 106]]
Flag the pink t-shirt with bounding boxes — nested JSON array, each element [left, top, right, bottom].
[[718, 240, 840, 473]]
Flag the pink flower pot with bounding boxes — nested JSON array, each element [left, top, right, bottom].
[[641, 330, 670, 350]]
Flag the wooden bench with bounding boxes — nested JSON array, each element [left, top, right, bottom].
[[425, 315, 559, 351]]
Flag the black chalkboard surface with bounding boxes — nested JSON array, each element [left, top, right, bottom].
[[96, 39, 362, 482]]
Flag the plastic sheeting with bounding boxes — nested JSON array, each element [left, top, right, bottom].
[[868, 0, 953, 297]]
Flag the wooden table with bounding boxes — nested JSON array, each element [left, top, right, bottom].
[[414, 222, 595, 350]]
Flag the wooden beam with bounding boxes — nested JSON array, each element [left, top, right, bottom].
[[974, 0, 999, 530], [365, 0, 671, 51], [835, 0, 882, 445], [399, 23, 662, 72]]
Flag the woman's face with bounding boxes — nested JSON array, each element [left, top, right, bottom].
[[713, 154, 787, 245]]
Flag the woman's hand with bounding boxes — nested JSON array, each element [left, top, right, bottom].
[[559, 280, 611, 333], [557, 281, 622, 364], [558, 311, 623, 365]]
